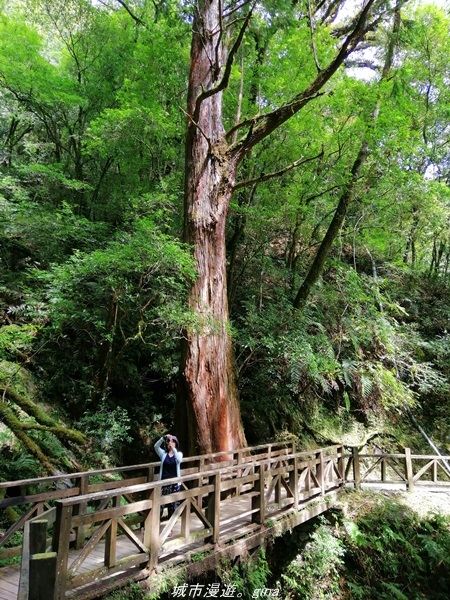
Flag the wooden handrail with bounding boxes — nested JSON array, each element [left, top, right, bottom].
[[6, 445, 450, 600], [0, 441, 295, 558], [43, 448, 344, 599], [47, 452, 312, 532], [0, 440, 295, 491]]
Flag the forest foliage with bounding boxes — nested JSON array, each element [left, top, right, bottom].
[[1, 0, 450, 475]]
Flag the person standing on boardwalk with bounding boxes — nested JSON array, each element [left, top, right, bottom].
[[154, 434, 183, 520]]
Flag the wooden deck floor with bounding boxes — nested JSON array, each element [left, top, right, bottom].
[[0, 565, 19, 600]]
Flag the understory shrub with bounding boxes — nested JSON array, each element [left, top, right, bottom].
[[274, 495, 450, 600]]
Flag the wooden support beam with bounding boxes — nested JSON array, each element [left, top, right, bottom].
[[405, 447, 414, 492], [29, 552, 57, 600], [352, 447, 361, 490]]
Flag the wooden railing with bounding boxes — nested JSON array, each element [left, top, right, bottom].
[[346, 447, 450, 491], [21, 445, 344, 600], [3, 444, 450, 599], [0, 441, 294, 562]]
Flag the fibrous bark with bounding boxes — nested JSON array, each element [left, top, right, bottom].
[[177, 0, 391, 456], [177, 0, 246, 456]]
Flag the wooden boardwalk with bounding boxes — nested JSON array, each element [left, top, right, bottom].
[[1, 444, 450, 599], [1, 480, 320, 599]]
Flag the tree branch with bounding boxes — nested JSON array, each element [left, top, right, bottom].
[[115, 0, 145, 25], [233, 150, 324, 190], [223, 0, 253, 19], [193, 5, 254, 123], [231, 52, 245, 144], [344, 59, 380, 71], [308, 0, 321, 73], [320, 0, 343, 27], [303, 182, 345, 205], [228, 0, 378, 159], [225, 113, 263, 141], [180, 106, 212, 151], [215, 0, 224, 74]]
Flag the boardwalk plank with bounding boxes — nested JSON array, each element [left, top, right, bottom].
[[0, 579, 18, 594], [0, 588, 17, 600], [0, 567, 20, 600]]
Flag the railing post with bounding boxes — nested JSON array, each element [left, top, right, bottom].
[[147, 464, 157, 482], [274, 459, 282, 506], [199, 456, 205, 472], [316, 451, 325, 497], [29, 552, 57, 600], [74, 474, 88, 549], [206, 472, 221, 544], [28, 519, 57, 600], [405, 447, 414, 492], [289, 455, 299, 508], [30, 520, 48, 555], [181, 495, 190, 540], [252, 463, 266, 524], [381, 458, 387, 483], [52, 501, 73, 600], [352, 447, 361, 490], [105, 495, 119, 567], [337, 446, 345, 483], [145, 485, 161, 570], [196, 457, 206, 509], [236, 450, 243, 496], [304, 461, 311, 493]]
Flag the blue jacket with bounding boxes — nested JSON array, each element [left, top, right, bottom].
[[154, 437, 183, 480]]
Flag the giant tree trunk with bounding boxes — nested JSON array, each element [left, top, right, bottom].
[[177, 0, 246, 455], [176, 0, 381, 455]]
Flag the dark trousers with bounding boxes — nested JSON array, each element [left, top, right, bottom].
[[161, 482, 181, 519]]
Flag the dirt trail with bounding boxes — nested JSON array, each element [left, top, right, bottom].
[[394, 490, 450, 518]]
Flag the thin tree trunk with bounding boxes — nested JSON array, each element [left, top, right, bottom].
[[293, 5, 401, 310], [293, 141, 369, 309]]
